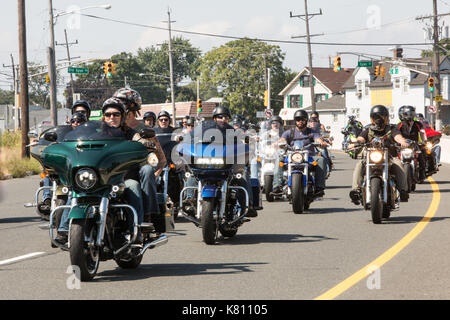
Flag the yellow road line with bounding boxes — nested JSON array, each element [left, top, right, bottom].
[[314, 177, 440, 300]]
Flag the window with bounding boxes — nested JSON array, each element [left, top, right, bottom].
[[300, 75, 310, 87], [333, 113, 338, 122], [315, 94, 328, 103], [365, 81, 369, 96], [394, 78, 400, 89], [289, 95, 302, 108], [351, 108, 360, 118], [356, 80, 363, 94]]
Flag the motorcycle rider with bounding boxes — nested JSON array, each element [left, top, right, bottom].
[[348, 105, 410, 205], [417, 113, 442, 168], [397, 105, 426, 181], [143, 111, 156, 128], [113, 88, 166, 222], [308, 111, 333, 170], [279, 110, 329, 197], [71, 99, 91, 120], [70, 112, 87, 130]]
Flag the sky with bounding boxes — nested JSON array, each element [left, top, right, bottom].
[[0, 0, 449, 100]]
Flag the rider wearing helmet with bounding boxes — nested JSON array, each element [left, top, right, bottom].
[[70, 112, 87, 130], [348, 105, 410, 204], [397, 105, 426, 181], [279, 109, 329, 197], [72, 99, 91, 120], [143, 111, 156, 128]]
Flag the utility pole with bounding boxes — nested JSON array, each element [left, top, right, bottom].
[[432, 0, 442, 130], [3, 54, 19, 130], [166, 9, 176, 127], [56, 29, 78, 103], [290, 1, 323, 112], [18, 0, 29, 158], [267, 68, 271, 110], [48, 0, 57, 126]]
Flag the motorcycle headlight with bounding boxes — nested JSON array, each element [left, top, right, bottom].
[[426, 142, 433, 150], [74, 168, 97, 190], [147, 152, 159, 167], [291, 152, 304, 163], [369, 151, 383, 163], [194, 157, 226, 169], [401, 148, 413, 159]]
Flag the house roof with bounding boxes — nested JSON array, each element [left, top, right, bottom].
[[279, 67, 354, 96], [303, 94, 346, 111]]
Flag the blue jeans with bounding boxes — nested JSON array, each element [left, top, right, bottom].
[[42, 176, 51, 201], [434, 145, 441, 165], [250, 157, 260, 180], [139, 165, 160, 216]]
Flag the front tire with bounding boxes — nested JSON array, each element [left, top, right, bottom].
[[370, 177, 383, 224], [403, 163, 413, 193], [69, 219, 100, 281], [200, 199, 217, 245], [264, 175, 274, 202], [291, 173, 305, 214]]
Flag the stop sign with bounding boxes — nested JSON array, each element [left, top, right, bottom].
[[264, 109, 273, 119]]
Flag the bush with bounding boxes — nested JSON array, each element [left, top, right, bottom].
[[442, 124, 450, 136], [0, 145, 42, 179], [0, 130, 21, 148]]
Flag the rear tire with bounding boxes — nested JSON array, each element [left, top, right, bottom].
[[200, 199, 217, 245], [370, 177, 383, 224], [291, 173, 305, 214]]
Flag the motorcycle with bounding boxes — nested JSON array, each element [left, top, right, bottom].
[[39, 121, 168, 281], [25, 125, 73, 224], [259, 137, 280, 202], [280, 138, 322, 214], [177, 127, 255, 245], [424, 140, 440, 177], [398, 140, 421, 192], [356, 138, 400, 224]]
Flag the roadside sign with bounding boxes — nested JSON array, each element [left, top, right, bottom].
[[264, 109, 273, 119], [358, 60, 373, 68], [435, 95, 443, 102], [428, 105, 437, 114], [68, 67, 89, 74]]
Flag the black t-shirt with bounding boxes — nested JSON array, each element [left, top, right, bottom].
[[397, 120, 423, 142], [359, 124, 401, 157]]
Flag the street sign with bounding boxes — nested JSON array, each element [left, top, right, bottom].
[[389, 68, 399, 75], [435, 95, 443, 102], [358, 60, 373, 68], [264, 109, 273, 119], [428, 105, 437, 114], [68, 67, 89, 74]]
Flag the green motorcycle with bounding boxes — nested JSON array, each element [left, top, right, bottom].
[[41, 121, 168, 281]]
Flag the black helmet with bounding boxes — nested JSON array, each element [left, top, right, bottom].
[[102, 97, 126, 116], [72, 99, 91, 118], [293, 109, 308, 121], [143, 111, 156, 122], [212, 106, 231, 119], [113, 88, 142, 112], [402, 105, 416, 121], [269, 115, 282, 125], [370, 105, 389, 131], [157, 110, 171, 120], [70, 112, 87, 124]]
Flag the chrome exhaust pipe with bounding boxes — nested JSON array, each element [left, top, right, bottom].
[[181, 212, 200, 226], [138, 234, 168, 257]]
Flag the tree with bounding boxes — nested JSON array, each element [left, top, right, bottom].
[[421, 38, 450, 58], [197, 38, 293, 120], [0, 89, 14, 105], [28, 62, 62, 108]]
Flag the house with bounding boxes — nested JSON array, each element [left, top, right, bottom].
[[343, 56, 450, 128], [278, 66, 354, 122]]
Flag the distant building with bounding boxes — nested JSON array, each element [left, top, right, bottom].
[[139, 100, 220, 121]]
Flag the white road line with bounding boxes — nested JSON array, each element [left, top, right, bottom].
[[0, 252, 47, 266]]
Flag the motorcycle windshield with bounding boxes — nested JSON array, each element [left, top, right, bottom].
[[63, 120, 127, 141]]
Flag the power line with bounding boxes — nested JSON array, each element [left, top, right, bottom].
[[79, 13, 431, 47]]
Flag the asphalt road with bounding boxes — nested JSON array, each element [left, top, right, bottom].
[[0, 152, 448, 300]]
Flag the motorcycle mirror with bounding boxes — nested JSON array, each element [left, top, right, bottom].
[[44, 131, 58, 142], [139, 128, 155, 139]]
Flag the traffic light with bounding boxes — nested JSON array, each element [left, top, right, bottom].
[[333, 56, 341, 72], [264, 90, 268, 107], [197, 98, 202, 112], [375, 65, 380, 77], [106, 62, 113, 78], [103, 62, 108, 75], [380, 66, 386, 78], [428, 77, 435, 92]]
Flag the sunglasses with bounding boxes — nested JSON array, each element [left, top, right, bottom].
[[70, 120, 84, 124], [294, 117, 307, 121], [104, 112, 121, 118], [216, 115, 229, 120], [159, 118, 169, 122]]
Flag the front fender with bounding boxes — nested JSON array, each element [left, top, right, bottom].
[[68, 204, 91, 220]]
